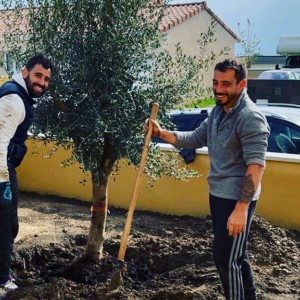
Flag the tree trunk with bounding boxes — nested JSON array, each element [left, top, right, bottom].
[[83, 157, 115, 262]]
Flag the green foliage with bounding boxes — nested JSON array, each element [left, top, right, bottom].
[[1, 0, 225, 182], [144, 145, 199, 186]]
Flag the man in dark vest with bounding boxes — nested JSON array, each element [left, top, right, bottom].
[[0, 54, 53, 298]]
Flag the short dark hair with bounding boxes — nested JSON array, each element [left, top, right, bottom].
[[25, 54, 53, 73], [214, 58, 246, 83]]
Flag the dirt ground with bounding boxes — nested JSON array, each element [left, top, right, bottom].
[[5, 192, 300, 300]]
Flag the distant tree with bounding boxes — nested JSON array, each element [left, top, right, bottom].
[[237, 18, 260, 68], [0, 0, 228, 264]]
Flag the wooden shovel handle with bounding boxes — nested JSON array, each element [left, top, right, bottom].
[[117, 102, 159, 261]]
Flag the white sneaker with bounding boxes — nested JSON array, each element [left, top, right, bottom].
[[0, 279, 18, 299]]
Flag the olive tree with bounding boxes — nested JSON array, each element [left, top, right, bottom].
[[0, 0, 227, 263]]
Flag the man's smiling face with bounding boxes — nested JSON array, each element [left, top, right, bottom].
[[22, 64, 51, 98], [212, 69, 246, 111]]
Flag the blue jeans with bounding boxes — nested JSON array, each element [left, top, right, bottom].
[[209, 194, 257, 300], [0, 169, 19, 285]]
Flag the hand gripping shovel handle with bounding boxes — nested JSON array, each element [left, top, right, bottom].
[[117, 102, 159, 261]]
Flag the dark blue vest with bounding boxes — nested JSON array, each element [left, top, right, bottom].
[[0, 80, 36, 169]]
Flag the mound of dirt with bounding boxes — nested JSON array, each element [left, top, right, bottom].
[[4, 192, 300, 299]]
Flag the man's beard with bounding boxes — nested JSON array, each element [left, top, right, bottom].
[[214, 92, 238, 107], [24, 76, 46, 98]]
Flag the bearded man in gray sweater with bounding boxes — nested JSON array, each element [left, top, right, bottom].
[[144, 58, 270, 300]]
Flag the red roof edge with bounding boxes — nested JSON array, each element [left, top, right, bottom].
[[161, 1, 240, 42]]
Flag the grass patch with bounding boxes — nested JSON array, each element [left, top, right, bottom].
[[183, 98, 215, 109]]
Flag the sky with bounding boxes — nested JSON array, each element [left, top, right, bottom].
[[170, 0, 300, 55]]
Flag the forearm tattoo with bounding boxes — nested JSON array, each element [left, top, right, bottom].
[[239, 174, 255, 204]]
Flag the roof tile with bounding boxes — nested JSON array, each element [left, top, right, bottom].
[[159, 3, 206, 32]]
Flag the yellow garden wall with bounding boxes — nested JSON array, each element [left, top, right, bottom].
[[17, 139, 300, 230], [17, 139, 92, 200]]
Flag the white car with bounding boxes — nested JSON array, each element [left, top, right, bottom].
[[154, 103, 300, 163], [258, 69, 300, 80]]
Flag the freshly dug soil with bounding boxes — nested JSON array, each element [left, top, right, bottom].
[[5, 192, 300, 299]]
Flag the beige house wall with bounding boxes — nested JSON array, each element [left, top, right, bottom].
[[163, 11, 237, 90]]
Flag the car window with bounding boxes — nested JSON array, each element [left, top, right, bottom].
[[294, 72, 300, 80], [267, 118, 300, 154], [272, 72, 288, 80], [268, 120, 290, 152], [258, 71, 299, 80], [289, 73, 296, 79], [269, 121, 290, 137], [258, 73, 272, 79], [291, 127, 300, 138]]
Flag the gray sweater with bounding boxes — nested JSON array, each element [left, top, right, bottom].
[[174, 91, 270, 200]]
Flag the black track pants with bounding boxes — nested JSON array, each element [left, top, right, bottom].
[[209, 194, 257, 300], [0, 169, 19, 285]]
